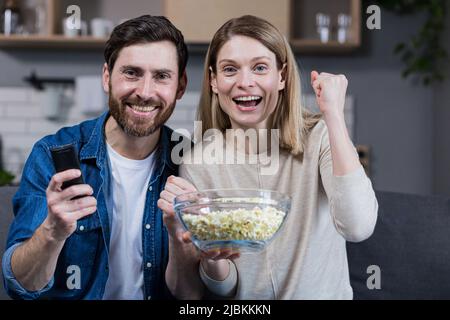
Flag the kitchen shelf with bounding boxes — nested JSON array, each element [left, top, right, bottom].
[[0, 0, 152, 49], [0, 35, 106, 49], [165, 0, 361, 53], [0, 0, 361, 53]]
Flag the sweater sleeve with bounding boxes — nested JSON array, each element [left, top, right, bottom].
[[318, 127, 378, 242]]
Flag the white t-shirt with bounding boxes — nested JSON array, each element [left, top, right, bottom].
[[102, 143, 156, 300]]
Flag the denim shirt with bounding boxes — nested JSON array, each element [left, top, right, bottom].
[[2, 112, 180, 300]]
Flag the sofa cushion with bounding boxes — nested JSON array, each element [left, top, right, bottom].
[[347, 191, 450, 299]]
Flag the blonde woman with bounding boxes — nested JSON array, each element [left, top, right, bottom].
[[158, 15, 378, 299]]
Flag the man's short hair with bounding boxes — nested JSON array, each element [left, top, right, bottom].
[[104, 15, 188, 77]]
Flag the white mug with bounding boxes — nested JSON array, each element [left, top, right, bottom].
[[90, 18, 114, 38], [62, 17, 78, 37], [62, 18, 87, 37]]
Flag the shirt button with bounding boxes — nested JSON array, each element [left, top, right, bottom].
[[79, 225, 85, 231], [145, 224, 151, 230], [146, 262, 152, 268], [147, 296, 151, 300], [148, 186, 153, 192]]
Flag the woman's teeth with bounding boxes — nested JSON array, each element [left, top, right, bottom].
[[233, 96, 262, 107], [233, 96, 261, 102]]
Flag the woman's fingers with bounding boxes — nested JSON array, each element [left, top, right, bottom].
[[201, 250, 221, 260], [157, 198, 174, 214], [311, 71, 325, 97], [201, 248, 240, 261], [311, 70, 336, 86], [318, 72, 335, 78], [312, 79, 321, 97], [168, 176, 197, 192], [159, 189, 176, 204], [228, 253, 241, 260], [164, 182, 187, 198], [159, 177, 197, 216], [160, 177, 196, 205], [181, 231, 192, 243], [212, 250, 235, 261], [161, 204, 183, 237], [175, 231, 192, 245], [158, 177, 198, 244], [311, 70, 319, 85]]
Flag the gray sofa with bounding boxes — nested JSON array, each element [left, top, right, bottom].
[[1, 186, 449, 300], [0, 186, 17, 300], [347, 191, 450, 299]]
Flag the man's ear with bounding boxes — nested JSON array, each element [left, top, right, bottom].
[[210, 67, 218, 94], [102, 63, 110, 93], [278, 63, 287, 91], [176, 70, 187, 100]]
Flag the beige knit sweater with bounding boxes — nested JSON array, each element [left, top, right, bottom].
[[179, 120, 378, 299]]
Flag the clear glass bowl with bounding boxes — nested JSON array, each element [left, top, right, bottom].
[[174, 189, 291, 254]]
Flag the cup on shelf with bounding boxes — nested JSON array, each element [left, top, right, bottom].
[[337, 13, 352, 44], [90, 18, 114, 38], [62, 17, 87, 37], [315, 13, 330, 43], [62, 17, 76, 37]]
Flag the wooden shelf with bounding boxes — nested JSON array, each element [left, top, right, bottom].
[[0, 35, 106, 49], [0, 0, 361, 53], [0, 36, 359, 52], [166, 0, 361, 53]]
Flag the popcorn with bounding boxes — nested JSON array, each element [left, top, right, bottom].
[[181, 206, 286, 241]]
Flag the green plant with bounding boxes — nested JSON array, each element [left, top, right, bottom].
[[0, 169, 15, 186], [377, 0, 448, 86]]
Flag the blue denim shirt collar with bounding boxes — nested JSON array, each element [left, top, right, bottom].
[[79, 111, 176, 172], [79, 111, 109, 163]]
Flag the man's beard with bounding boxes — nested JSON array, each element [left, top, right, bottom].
[[108, 83, 176, 137]]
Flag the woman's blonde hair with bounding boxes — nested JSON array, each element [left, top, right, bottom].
[[197, 15, 321, 155]]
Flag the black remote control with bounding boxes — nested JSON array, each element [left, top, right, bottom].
[[50, 144, 85, 191]]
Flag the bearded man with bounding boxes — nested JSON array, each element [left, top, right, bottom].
[[2, 15, 188, 300]]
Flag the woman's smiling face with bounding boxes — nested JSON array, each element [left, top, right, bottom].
[[211, 35, 285, 130]]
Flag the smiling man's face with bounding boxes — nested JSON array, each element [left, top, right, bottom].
[[103, 41, 186, 137]]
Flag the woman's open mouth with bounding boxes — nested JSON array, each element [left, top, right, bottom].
[[232, 95, 262, 111]]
